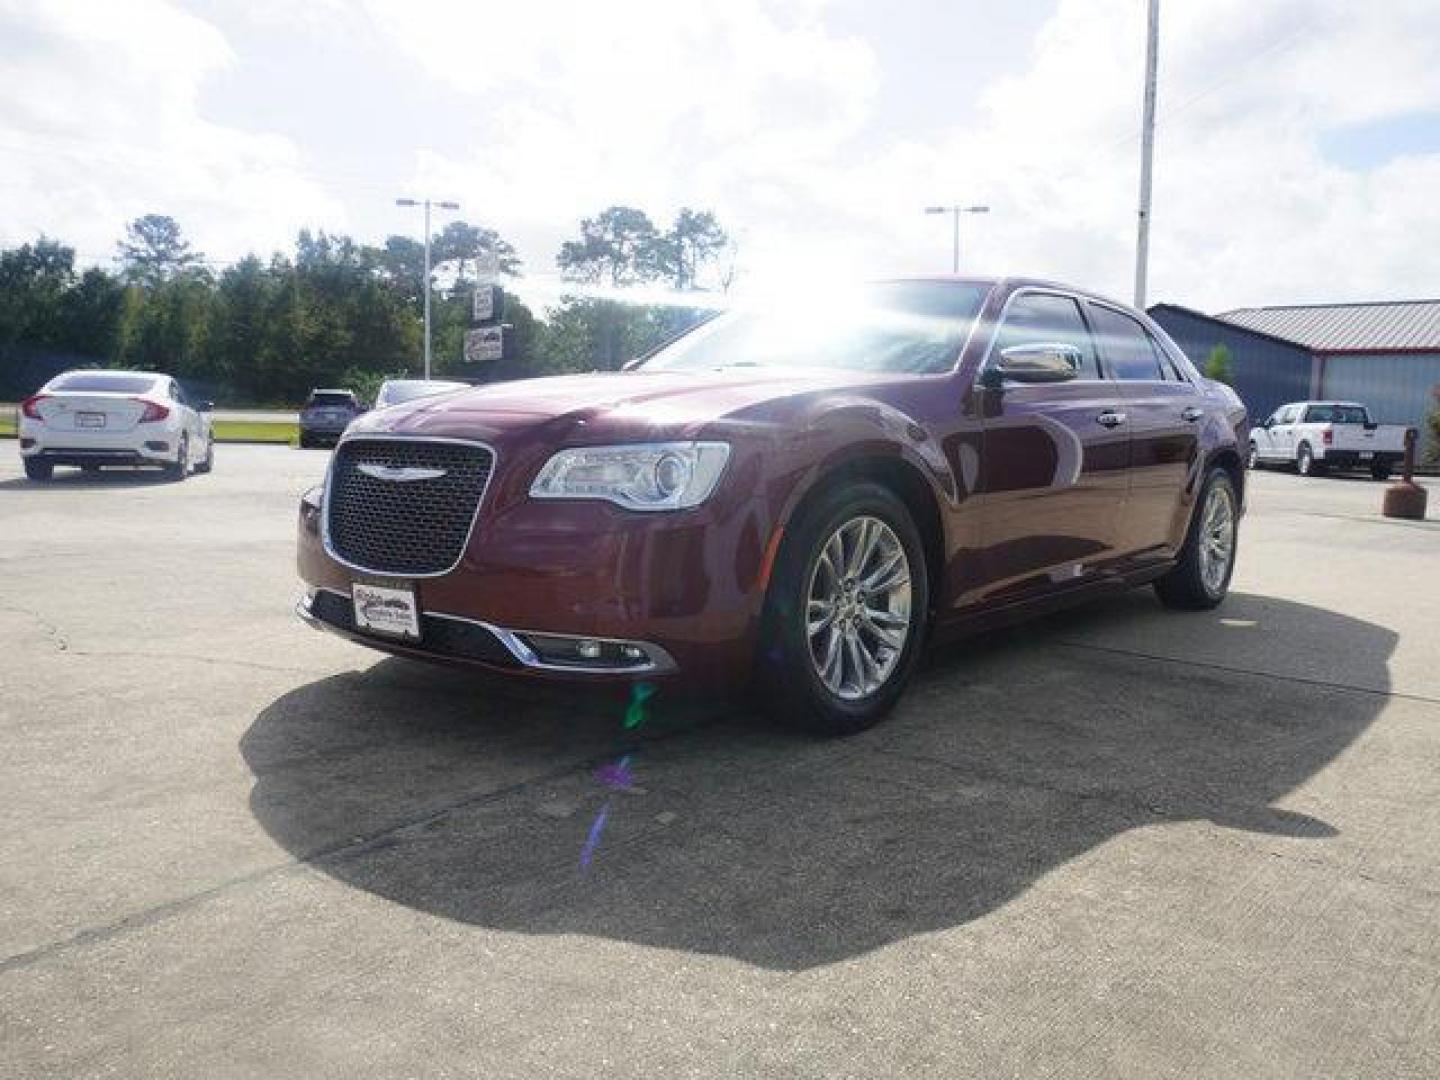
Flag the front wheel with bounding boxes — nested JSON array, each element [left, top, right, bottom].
[[1246, 442, 1260, 470], [1155, 467, 1238, 610], [194, 435, 214, 474], [756, 481, 929, 736]]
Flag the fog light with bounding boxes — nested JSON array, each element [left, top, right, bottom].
[[621, 645, 645, 661], [577, 639, 602, 660]]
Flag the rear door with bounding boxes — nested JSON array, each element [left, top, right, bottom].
[[1087, 302, 1202, 559], [973, 289, 1129, 602]]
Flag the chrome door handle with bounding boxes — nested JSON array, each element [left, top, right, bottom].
[[1096, 411, 1127, 428], [1181, 406, 1203, 422]]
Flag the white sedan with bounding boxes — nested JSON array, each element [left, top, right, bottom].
[[18, 369, 214, 482]]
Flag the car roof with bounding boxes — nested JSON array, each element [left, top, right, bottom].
[[54, 369, 165, 380], [310, 388, 356, 394], [885, 275, 1142, 313]]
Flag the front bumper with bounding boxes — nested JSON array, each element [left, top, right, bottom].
[[295, 480, 771, 688], [298, 587, 677, 677]]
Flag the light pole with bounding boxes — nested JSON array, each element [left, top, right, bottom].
[[1133, 0, 1161, 308], [395, 196, 461, 380], [924, 204, 989, 274]]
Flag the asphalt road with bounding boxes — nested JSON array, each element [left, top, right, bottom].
[[1, 446, 1437, 1079]]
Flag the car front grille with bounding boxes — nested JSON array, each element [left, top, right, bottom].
[[325, 438, 494, 575]]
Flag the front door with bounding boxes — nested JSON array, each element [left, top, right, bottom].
[[972, 290, 1129, 603]]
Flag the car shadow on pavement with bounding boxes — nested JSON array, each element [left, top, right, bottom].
[[243, 592, 1393, 971]]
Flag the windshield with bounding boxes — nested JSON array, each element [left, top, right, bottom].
[[1305, 404, 1370, 424], [50, 373, 158, 394], [376, 380, 467, 407], [641, 282, 990, 376], [307, 392, 356, 408]]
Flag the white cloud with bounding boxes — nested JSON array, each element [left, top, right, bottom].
[[3, 0, 1438, 309], [0, 0, 343, 267]]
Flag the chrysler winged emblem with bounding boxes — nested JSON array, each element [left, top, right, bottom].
[[356, 463, 448, 482]]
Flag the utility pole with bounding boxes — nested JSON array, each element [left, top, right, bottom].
[[923, 204, 990, 273], [1133, 0, 1160, 308], [395, 196, 461, 380]]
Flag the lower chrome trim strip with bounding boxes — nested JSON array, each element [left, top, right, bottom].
[[299, 587, 677, 675]]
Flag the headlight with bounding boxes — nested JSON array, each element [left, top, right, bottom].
[[530, 441, 731, 511]]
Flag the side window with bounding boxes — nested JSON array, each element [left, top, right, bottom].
[[1145, 329, 1186, 381], [1277, 406, 1300, 424], [1088, 304, 1166, 380], [169, 381, 186, 405], [992, 293, 1099, 379]]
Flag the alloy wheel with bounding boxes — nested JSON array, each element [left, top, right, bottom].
[[1197, 482, 1236, 596], [805, 515, 912, 700]]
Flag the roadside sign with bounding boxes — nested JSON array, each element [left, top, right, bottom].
[[464, 327, 503, 364], [472, 284, 503, 322], [474, 250, 501, 283]]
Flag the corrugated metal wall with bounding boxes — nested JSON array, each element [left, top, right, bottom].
[[1321, 353, 1440, 442], [1148, 306, 1313, 424]]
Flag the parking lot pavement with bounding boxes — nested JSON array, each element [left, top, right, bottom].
[[1, 446, 1437, 1079]]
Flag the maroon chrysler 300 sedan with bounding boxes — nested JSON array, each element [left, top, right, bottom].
[[296, 277, 1247, 734]]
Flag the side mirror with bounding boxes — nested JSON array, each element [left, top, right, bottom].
[[196, 400, 214, 413], [986, 342, 1082, 385]]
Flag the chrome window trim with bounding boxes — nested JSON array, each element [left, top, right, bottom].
[[1083, 296, 1196, 386], [301, 587, 678, 674], [320, 433, 499, 580]]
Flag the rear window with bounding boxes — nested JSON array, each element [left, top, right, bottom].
[[49, 373, 158, 393], [1304, 404, 1369, 424], [307, 392, 357, 408]]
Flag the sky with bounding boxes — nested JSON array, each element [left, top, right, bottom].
[[2, 0, 1439, 313]]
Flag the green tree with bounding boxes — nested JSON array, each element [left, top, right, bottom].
[[1204, 343, 1235, 385], [431, 221, 522, 283], [557, 206, 661, 286], [117, 214, 206, 287], [657, 208, 728, 291]]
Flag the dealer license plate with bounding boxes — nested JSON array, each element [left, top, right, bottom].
[[352, 583, 420, 640], [1360, 451, 1373, 461], [77, 412, 105, 428]]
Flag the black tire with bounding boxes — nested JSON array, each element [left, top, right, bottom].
[[1245, 442, 1260, 470], [1155, 466, 1238, 611], [298, 433, 312, 449], [23, 457, 53, 481], [81, 463, 102, 475], [194, 435, 213, 474], [165, 435, 189, 481], [755, 481, 930, 736], [1370, 461, 1392, 481], [1296, 443, 1323, 476]]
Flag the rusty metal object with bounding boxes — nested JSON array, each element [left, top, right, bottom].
[[1382, 428, 1428, 520]]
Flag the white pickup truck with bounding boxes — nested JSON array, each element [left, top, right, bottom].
[[1247, 400, 1408, 479]]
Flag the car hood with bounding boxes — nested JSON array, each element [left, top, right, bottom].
[[344, 368, 899, 443]]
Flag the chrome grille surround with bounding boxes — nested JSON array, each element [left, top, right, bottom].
[[322, 435, 496, 577]]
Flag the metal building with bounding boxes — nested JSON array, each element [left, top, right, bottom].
[[1148, 303, 1314, 424], [1220, 300, 1440, 444]]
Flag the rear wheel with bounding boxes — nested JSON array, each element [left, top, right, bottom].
[[23, 457, 53, 482], [1370, 461, 1392, 481], [165, 435, 189, 481], [756, 481, 929, 736], [1296, 443, 1322, 477], [1155, 467, 1238, 610]]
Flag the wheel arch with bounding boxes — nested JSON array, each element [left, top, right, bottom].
[[776, 452, 946, 617]]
